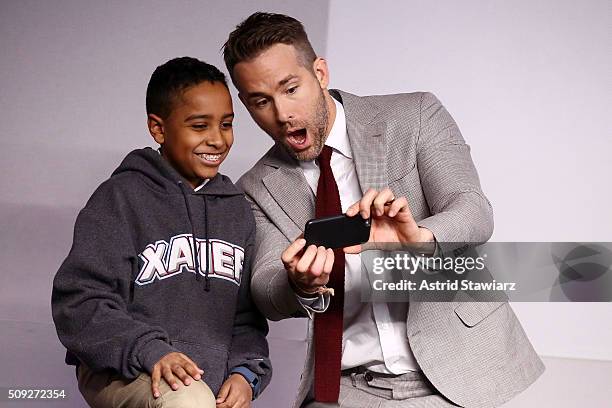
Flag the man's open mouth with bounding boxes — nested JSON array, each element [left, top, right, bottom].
[[286, 128, 308, 149]]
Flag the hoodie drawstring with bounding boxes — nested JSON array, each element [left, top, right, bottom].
[[178, 181, 210, 291], [203, 196, 211, 291]]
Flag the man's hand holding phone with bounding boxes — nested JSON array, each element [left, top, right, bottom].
[[282, 187, 434, 295], [281, 238, 334, 296]]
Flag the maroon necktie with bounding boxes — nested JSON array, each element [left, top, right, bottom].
[[313, 145, 345, 402]]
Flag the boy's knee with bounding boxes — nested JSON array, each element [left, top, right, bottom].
[[158, 380, 216, 408]]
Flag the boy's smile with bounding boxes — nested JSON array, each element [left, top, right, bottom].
[[149, 81, 234, 188]]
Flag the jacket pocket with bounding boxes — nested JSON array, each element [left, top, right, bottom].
[[388, 162, 417, 185], [454, 302, 505, 327], [388, 163, 419, 198], [171, 340, 229, 394]]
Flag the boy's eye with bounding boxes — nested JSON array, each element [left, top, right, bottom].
[[221, 122, 233, 129]]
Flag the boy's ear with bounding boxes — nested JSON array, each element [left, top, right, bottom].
[[147, 114, 165, 145]]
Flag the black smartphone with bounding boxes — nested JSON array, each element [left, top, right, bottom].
[[304, 214, 371, 249]]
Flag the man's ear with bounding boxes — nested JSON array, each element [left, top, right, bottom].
[[147, 113, 165, 145], [313, 57, 330, 89]]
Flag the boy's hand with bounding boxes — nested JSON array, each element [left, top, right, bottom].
[[216, 373, 252, 408], [151, 352, 204, 398]]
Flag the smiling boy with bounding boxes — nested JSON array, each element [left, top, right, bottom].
[[52, 57, 271, 408]]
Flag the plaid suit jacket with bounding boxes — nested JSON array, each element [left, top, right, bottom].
[[237, 90, 544, 407]]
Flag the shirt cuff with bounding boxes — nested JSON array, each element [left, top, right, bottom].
[[295, 292, 330, 319]]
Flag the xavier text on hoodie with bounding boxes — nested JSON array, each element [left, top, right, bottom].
[[52, 147, 272, 397]]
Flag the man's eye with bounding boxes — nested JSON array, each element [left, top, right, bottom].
[[254, 99, 268, 108], [287, 86, 298, 95], [192, 124, 207, 130], [221, 122, 233, 129]]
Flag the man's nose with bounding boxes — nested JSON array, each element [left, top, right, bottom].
[[275, 99, 294, 124]]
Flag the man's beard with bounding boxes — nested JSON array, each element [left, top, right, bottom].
[[282, 91, 329, 162]]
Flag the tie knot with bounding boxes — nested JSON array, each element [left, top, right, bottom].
[[318, 145, 333, 168]]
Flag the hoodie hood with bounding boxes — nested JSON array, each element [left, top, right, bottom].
[[112, 147, 243, 197]]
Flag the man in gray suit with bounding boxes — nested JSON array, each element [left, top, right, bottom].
[[223, 12, 543, 408]]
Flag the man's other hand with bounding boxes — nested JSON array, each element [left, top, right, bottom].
[[344, 188, 434, 254]]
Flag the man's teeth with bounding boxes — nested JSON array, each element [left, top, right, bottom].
[[198, 153, 221, 161], [288, 131, 307, 144]]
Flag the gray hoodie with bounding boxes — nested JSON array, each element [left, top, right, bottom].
[[52, 147, 271, 397]]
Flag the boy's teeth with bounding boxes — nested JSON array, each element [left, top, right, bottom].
[[199, 153, 221, 161]]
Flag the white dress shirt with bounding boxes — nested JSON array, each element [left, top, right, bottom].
[[299, 98, 419, 374]]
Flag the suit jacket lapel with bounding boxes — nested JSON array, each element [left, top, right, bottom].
[[331, 89, 388, 192], [262, 145, 315, 232]]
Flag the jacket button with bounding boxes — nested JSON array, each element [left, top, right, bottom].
[[364, 372, 373, 382]]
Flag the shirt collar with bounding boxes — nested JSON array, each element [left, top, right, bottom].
[[324, 97, 352, 159], [193, 179, 208, 192]]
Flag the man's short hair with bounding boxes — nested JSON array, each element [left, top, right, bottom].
[[223, 12, 317, 78], [146, 56, 227, 119]]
